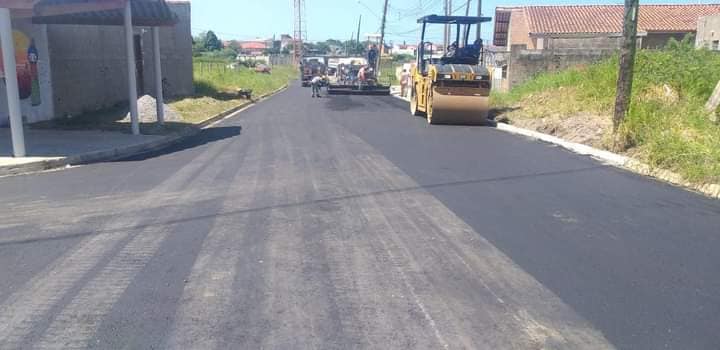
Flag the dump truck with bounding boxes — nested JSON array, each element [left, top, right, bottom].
[[300, 56, 327, 87], [410, 15, 492, 124]]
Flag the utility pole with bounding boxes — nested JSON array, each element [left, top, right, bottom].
[[462, 0, 471, 44], [612, 0, 640, 150], [356, 15, 362, 47], [476, 0, 482, 41], [378, 0, 389, 72], [292, 0, 306, 65], [443, 0, 449, 49]]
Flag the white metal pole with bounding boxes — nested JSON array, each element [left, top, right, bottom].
[[152, 26, 164, 125], [0, 8, 26, 157], [124, 0, 140, 135]]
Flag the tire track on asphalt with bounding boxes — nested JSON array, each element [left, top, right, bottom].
[[33, 134, 251, 349], [165, 121, 271, 349], [334, 130, 452, 350], [297, 108, 446, 349], [0, 130, 239, 349], [258, 115, 355, 349], [33, 132, 249, 349]]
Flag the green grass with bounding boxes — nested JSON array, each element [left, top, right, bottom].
[[191, 62, 296, 97], [33, 61, 297, 133], [491, 47, 720, 183], [170, 62, 296, 123]]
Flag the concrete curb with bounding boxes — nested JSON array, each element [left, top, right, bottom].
[[495, 123, 720, 199], [0, 84, 289, 177], [390, 94, 720, 199]]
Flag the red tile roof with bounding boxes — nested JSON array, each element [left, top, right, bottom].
[[516, 4, 720, 34], [240, 41, 268, 50]]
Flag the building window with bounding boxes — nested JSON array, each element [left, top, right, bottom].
[[713, 40, 719, 51]]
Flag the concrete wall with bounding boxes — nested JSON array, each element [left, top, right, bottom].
[[542, 35, 624, 50], [696, 15, 720, 50], [643, 32, 690, 49], [505, 44, 616, 88], [141, 1, 193, 99], [0, 19, 54, 126], [48, 0, 192, 118]]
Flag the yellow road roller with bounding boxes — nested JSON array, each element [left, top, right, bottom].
[[410, 15, 493, 124]]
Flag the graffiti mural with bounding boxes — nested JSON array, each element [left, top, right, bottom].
[[0, 30, 41, 105]]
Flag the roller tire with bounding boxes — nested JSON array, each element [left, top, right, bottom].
[[427, 87, 435, 124], [410, 84, 425, 117]]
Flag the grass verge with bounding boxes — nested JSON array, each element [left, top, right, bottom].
[[491, 46, 720, 184], [32, 61, 296, 134]]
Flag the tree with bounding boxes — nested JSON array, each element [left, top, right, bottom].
[[315, 42, 331, 54], [325, 39, 343, 47], [203, 30, 222, 51]]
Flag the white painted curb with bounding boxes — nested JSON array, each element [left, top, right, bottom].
[[494, 123, 629, 166]]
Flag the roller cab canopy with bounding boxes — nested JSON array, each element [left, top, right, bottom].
[[417, 15, 492, 24]]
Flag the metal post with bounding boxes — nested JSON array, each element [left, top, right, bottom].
[[378, 0, 389, 75], [443, 0, 449, 49], [152, 26, 164, 125], [0, 8, 25, 157], [124, 0, 140, 135], [476, 0, 482, 41]]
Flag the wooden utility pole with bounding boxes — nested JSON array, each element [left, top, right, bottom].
[[612, 0, 640, 149], [378, 0, 389, 72], [356, 15, 362, 45]]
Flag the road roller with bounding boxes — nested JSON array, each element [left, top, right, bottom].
[[410, 15, 492, 124]]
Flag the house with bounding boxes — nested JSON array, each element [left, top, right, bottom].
[[238, 39, 272, 56], [280, 34, 293, 50], [392, 43, 417, 56], [0, 0, 193, 157], [696, 14, 720, 50], [493, 4, 720, 51], [0, 0, 192, 126]]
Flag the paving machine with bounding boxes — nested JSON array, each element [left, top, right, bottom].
[[327, 56, 390, 96], [410, 15, 492, 124]]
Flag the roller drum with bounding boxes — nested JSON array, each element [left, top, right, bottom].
[[429, 86, 489, 125]]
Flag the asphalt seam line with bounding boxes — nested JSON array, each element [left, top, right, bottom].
[[390, 93, 720, 200]]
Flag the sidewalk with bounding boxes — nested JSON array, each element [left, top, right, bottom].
[[0, 128, 165, 176]]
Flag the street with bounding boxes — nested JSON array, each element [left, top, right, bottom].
[[1, 84, 720, 349]]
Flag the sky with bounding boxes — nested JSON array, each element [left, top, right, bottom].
[[191, 0, 709, 44]]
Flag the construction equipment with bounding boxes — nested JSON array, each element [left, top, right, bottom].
[[300, 56, 327, 87], [327, 56, 390, 95], [410, 15, 492, 124]]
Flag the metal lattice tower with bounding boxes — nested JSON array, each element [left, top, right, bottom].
[[293, 0, 306, 65]]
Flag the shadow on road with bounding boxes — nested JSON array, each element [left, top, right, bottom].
[[0, 165, 606, 248], [116, 126, 242, 162]]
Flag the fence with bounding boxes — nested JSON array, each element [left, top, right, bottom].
[[195, 61, 232, 76]]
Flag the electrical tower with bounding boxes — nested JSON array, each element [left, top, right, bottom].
[[293, 0, 306, 65]]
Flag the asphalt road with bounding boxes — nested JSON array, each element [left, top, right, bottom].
[[1, 84, 720, 349]]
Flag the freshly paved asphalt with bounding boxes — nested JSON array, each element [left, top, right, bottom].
[[1, 84, 720, 349]]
